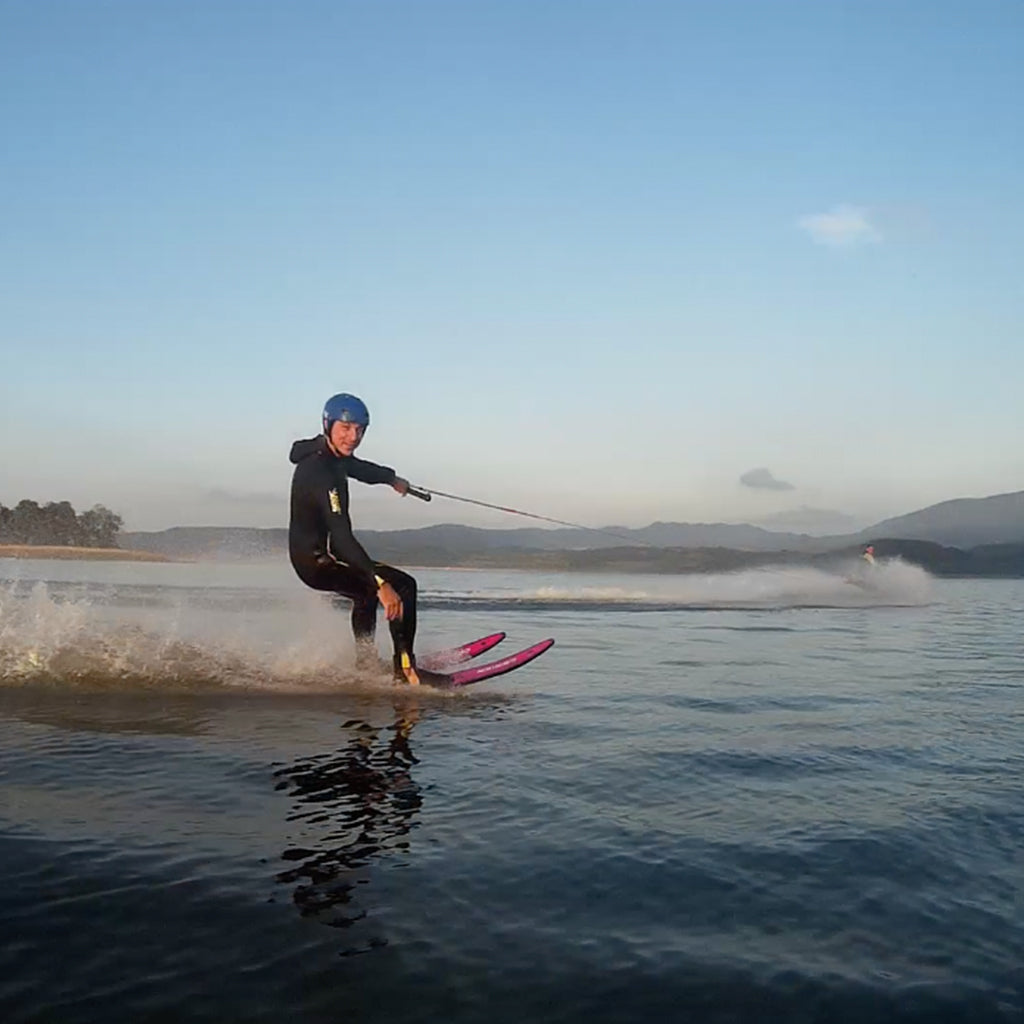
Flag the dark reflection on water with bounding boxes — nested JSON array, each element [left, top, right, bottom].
[[3, 689, 213, 737], [272, 701, 423, 948]]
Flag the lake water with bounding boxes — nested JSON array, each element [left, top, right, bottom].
[[1, 556, 1022, 1023]]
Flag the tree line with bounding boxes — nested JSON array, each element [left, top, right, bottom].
[[0, 500, 123, 548]]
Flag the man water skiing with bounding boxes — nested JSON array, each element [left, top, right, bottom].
[[288, 393, 421, 684]]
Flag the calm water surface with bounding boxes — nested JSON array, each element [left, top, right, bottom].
[[1, 557, 1021, 1023]]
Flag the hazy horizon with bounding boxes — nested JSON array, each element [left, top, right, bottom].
[[109, 486, 1023, 540], [3, 2, 1022, 533]]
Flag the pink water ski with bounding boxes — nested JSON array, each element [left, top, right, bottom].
[[418, 638, 554, 689], [417, 631, 506, 672]]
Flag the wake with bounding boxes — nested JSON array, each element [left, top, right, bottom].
[[0, 560, 933, 692], [0, 581, 388, 694], [427, 559, 933, 611]]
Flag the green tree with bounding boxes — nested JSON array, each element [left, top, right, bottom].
[[78, 504, 123, 548], [40, 501, 80, 546], [0, 499, 124, 547], [9, 499, 44, 544]]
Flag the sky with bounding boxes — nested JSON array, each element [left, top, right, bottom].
[[2, 0, 1022, 534]]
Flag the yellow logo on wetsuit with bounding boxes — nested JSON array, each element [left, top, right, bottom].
[[328, 488, 342, 514]]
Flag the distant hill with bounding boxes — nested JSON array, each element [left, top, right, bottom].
[[118, 521, 821, 560], [860, 539, 1024, 577], [368, 521, 818, 553], [119, 488, 1024, 575], [856, 491, 1024, 547], [120, 526, 287, 560], [117, 529, 1024, 578], [751, 506, 866, 536]]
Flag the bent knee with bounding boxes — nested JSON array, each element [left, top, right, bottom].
[[396, 571, 417, 599]]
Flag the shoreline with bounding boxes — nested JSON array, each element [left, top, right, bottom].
[[0, 544, 177, 563]]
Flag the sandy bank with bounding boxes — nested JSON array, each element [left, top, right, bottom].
[[0, 545, 176, 563]]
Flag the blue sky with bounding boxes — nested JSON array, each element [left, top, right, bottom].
[[2, 0, 1022, 532]]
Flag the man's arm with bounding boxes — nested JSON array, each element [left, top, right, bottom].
[[344, 454, 397, 486], [345, 456, 410, 496], [289, 435, 408, 493]]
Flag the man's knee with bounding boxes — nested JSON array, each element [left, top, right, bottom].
[[393, 570, 417, 600]]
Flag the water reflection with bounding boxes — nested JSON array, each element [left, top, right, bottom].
[[273, 698, 423, 946], [0, 688, 213, 737]]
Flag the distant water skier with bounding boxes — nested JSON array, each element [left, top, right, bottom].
[[844, 544, 879, 590], [288, 393, 421, 684]]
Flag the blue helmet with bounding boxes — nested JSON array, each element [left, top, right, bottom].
[[322, 393, 370, 435]]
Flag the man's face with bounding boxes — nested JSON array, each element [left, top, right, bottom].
[[329, 420, 365, 456]]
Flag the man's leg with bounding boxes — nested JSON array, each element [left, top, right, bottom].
[[373, 564, 418, 678], [306, 563, 380, 670], [346, 590, 380, 670], [301, 561, 417, 680]]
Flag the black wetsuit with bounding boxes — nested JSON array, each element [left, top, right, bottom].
[[288, 436, 417, 663]]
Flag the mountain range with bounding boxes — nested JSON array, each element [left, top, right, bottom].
[[119, 489, 1024, 575]]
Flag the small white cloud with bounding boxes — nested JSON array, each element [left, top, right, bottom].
[[798, 204, 881, 248]]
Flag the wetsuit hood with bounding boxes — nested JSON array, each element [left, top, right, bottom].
[[289, 435, 397, 484], [289, 435, 328, 464]]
